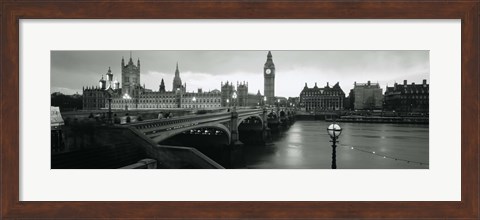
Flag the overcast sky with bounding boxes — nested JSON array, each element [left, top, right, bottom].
[[51, 50, 429, 98]]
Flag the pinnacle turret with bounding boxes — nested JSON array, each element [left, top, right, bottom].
[[172, 62, 183, 92]]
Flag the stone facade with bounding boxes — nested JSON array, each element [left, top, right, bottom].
[[83, 87, 108, 110], [121, 55, 141, 97], [221, 81, 235, 107], [299, 82, 346, 112], [237, 82, 249, 106], [83, 66, 119, 110], [384, 79, 429, 113], [349, 81, 383, 110], [83, 54, 267, 111], [221, 81, 263, 107], [245, 93, 263, 107], [180, 90, 222, 109]]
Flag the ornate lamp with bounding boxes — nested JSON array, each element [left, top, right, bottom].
[[327, 123, 342, 169]]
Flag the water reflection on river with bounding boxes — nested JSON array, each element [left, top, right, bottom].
[[241, 120, 428, 169]]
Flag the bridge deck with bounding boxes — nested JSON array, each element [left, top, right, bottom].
[[124, 109, 264, 135]]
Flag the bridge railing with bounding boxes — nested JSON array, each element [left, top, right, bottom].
[[126, 109, 264, 131], [126, 126, 224, 169]]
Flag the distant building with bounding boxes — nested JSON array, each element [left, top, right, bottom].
[[221, 81, 263, 107], [349, 81, 383, 110], [221, 81, 235, 107], [180, 89, 222, 109], [83, 66, 121, 110], [275, 97, 288, 107], [84, 56, 258, 110], [384, 79, 429, 113], [134, 90, 178, 109], [51, 92, 83, 111], [111, 60, 189, 110], [83, 87, 108, 110], [82, 53, 272, 111], [287, 97, 300, 107], [237, 81, 248, 106], [299, 82, 346, 112], [246, 90, 263, 107]]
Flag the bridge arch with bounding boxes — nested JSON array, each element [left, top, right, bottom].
[[151, 123, 232, 145], [267, 111, 278, 119], [237, 115, 264, 128]]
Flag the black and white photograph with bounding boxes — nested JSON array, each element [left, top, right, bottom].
[[51, 50, 429, 169]]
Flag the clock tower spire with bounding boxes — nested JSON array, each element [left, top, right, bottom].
[[264, 51, 275, 105]]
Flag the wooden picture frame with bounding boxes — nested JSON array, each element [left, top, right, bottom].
[[1, 1, 478, 218]]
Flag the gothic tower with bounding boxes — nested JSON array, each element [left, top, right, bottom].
[[221, 81, 234, 107], [121, 52, 141, 96], [172, 62, 183, 92], [159, 78, 166, 93], [264, 51, 275, 105], [237, 81, 248, 107]]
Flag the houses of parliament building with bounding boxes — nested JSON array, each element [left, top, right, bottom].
[[82, 53, 270, 111]]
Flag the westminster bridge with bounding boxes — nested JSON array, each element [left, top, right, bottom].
[[123, 107, 296, 146], [52, 107, 296, 169]]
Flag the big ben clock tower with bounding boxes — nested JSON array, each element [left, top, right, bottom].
[[264, 51, 275, 105]]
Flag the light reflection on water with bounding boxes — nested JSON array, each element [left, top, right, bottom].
[[242, 120, 429, 169]]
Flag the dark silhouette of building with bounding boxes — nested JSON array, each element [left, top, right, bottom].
[[159, 78, 166, 93], [51, 92, 83, 111], [384, 79, 429, 114], [299, 82, 346, 112]]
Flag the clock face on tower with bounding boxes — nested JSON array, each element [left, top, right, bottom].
[[265, 69, 272, 74]]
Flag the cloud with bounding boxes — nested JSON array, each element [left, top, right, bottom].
[[51, 50, 429, 97]]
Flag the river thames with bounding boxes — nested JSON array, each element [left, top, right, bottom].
[[241, 120, 429, 169]]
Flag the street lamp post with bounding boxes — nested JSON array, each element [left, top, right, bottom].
[[104, 89, 114, 125], [192, 96, 196, 109], [263, 96, 267, 107], [226, 99, 230, 108], [327, 123, 342, 169], [107, 95, 112, 124]]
